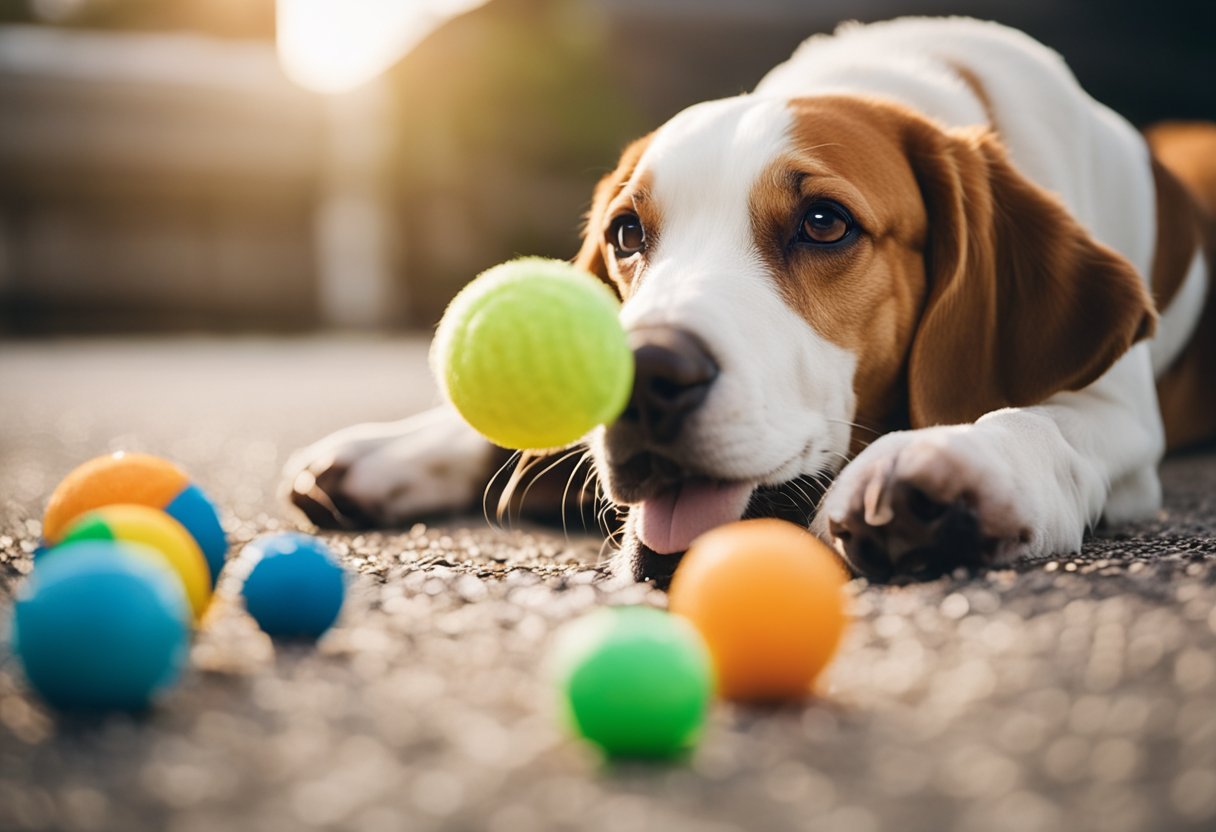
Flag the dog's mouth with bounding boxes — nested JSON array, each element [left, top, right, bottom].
[[633, 478, 755, 555], [613, 458, 830, 585], [609, 451, 758, 555]]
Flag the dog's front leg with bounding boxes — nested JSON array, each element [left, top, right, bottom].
[[282, 405, 600, 530], [816, 348, 1165, 579], [282, 406, 500, 528]]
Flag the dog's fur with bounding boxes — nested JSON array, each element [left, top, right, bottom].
[[285, 18, 1216, 583]]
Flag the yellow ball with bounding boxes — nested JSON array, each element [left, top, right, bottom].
[[58, 505, 213, 623], [432, 258, 633, 450]]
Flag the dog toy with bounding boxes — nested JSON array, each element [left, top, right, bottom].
[[41, 452, 228, 586], [12, 541, 190, 711], [58, 505, 213, 622], [431, 257, 633, 450], [241, 533, 346, 639], [668, 519, 848, 701], [552, 606, 713, 758]]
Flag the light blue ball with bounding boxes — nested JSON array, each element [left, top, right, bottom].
[[241, 533, 345, 640], [12, 541, 190, 711]]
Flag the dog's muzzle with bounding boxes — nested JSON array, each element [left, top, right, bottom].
[[620, 324, 719, 443]]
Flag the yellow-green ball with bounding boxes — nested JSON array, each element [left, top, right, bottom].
[[432, 258, 633, 450]]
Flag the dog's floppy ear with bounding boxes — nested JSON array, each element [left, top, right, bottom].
[[903, 121, 1156, 427], [574, 134, 652, 295]]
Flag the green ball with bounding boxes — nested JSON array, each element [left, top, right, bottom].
[[552, 606, 714, 758], [432, 257, 633, 450]]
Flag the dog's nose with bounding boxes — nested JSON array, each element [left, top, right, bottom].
[[623, 325, 718, 442]]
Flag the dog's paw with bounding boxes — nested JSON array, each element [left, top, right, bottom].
[[815, 427, 1035, 580], [282, 407, 497, 529]]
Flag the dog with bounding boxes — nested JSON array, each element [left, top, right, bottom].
[[284, 17, 1216, 584]]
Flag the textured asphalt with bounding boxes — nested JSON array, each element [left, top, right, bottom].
[[1, 337, 1215, 832]]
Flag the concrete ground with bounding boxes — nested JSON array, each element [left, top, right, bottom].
[[1, 337, 1214, 832]]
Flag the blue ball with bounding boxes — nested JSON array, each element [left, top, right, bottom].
[[241, 533, 345, 639], [12, 541, 190, 711], [164, 483, 229, 587]]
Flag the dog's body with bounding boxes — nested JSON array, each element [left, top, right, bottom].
[[286, 18, 1216, 582]]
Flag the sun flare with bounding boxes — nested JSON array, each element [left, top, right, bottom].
[[276, 0, 488, 94]]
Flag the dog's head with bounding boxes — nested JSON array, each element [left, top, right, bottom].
[[575, 94, 1154, 582]]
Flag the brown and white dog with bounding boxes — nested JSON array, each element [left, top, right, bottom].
[[285, 17, 1216, 583]]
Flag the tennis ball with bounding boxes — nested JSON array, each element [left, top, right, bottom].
[[241, 533, 346, 640], [668, 519, 849, 701], [42, 452, 228, 586], [551, 606, 713, 758], [13, 541, 190, 711], [432, 257, 633, 450], [58, 504, 213, 623]]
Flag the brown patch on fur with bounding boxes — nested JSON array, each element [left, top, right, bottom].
[[903, 112, 1156, 427], [1148, 122, 1216, 450], [1149, 157, 1201, 311], [574, 133, 655, 297], [750, 98, 929, 445], [754, 96, 1156, 439], [948, 63, 996, 126]]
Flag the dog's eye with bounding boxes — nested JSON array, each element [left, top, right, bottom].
[[799, 201, 853, 245], [609, 213, 646, 257]]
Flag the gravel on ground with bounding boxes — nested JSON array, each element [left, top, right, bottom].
[[2, 337, 1214, 832]]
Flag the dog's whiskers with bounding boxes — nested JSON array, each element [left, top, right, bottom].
[[786, 477, 820, 512], [512, 447, 587, 526], [559, 449, 594, 539], [821, 448, 854, 474], [483, 450, 523, 530], [596, 488, 625, 542], [577, 461, 598, 532], [825, 417, 880, 453], [585, 464, 624, 541], [493, 451, 540, 528]]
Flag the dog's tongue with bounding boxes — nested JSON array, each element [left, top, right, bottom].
[[635, 479, 754, 555]]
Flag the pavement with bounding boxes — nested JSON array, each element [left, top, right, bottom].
[[1, 336, 1214, 832]]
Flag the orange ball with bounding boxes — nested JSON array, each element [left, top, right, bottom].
[[667, 519, 849, 701], [43, 453, 189, 544]]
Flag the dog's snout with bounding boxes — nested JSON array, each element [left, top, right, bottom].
[[623, 325, 718, 442]]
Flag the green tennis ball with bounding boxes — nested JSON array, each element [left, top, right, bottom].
[[551, 606, 714, 759], [432, 257, 633, 450]]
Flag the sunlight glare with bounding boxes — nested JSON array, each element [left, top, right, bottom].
[[276, 0, 488, 94]]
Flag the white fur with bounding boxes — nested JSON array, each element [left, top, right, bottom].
[[281, 406, 494, 525], [596, 96, 855, 489]]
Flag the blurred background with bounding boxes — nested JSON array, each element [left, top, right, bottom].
[[0, 0, 1212, 335]]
